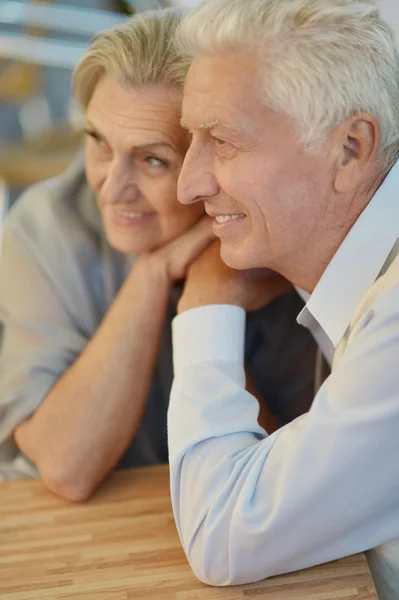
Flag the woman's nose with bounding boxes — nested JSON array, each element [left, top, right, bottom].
[[101, 159, 139, 204]]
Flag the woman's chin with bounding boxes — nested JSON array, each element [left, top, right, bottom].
[[106, 232, 154, 255]]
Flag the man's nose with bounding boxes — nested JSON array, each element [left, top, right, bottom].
[[101, 159, 139, 204], [178, 142, 219, 205]]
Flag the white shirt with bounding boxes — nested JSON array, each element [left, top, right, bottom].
[[168, 159, 399, 593]]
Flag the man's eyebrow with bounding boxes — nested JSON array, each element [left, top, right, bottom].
[[199, 120, 222, 130], [180, 118, 238, 132]]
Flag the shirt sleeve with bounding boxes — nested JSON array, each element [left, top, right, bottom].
[[0, 200, 91, 475], [168, 301, 399, 586]]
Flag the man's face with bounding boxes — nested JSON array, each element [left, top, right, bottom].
[[178, 53, 338, 281]]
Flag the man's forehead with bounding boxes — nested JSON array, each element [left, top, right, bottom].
[[182, 54, 261, 129], [185, 53, 258, 94]]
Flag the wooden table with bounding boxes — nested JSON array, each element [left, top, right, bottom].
[[0, 465, 378, 599]]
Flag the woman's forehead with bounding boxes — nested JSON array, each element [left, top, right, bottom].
[[87, 76, 187, 152]]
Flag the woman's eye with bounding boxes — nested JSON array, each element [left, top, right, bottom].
[[145, 156, 169, 168], [85, 130, 107, 148]]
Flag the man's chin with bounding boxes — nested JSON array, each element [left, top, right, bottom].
[[220, 244, 252, 270], [220, 241, 271, 271]]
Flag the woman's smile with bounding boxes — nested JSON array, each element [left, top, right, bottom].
[[107, 205, 157, 228]]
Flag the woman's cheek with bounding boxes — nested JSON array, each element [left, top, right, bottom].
[[86, 161, 105, 197], [85, 155, 97, 189], [150, 179, 179, 216]]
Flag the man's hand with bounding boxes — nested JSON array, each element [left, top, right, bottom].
[[178, 241, 292, 313]]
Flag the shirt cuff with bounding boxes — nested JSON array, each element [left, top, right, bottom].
[[172, 305, 246, 373]]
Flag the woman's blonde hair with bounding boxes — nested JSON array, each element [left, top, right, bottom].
[[73, 7, 185, 109], [175, 0, 399, 173]]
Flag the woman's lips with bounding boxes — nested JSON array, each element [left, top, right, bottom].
[[109, 207, 156, 227]]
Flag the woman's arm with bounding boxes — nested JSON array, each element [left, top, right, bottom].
[[14, 218, 213, 501]]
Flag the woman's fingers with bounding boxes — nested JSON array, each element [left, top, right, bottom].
[[162, 216, 214, 281]]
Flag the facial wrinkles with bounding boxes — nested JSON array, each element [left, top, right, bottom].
[[89, 105, 186, 156], [183, 54, 350, 282], [184, 54, 262, 130], [83, 78, 206, 258], [98, 163, 141, 208], [182, 109, 257, 211], [87, 89, 187, 206], [183, 96, 257, 144], [182, 66, 271, 216], [202, 130, 264, 214], [88, 78, 187, 155]]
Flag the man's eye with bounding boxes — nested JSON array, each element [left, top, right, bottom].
[[212, 137, 236, 156]]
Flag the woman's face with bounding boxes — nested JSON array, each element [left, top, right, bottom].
[[85, 75, 204, 254]]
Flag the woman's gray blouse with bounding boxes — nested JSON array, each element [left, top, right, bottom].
[[0, 156, 316, 479]]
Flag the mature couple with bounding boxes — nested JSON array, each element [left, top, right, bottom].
[[1, 1, 399, 598]]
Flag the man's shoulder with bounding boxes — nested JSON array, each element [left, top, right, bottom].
[[371, 253, 399, 316], [334, 254, 399, 366], [350, 253, 399, 334]]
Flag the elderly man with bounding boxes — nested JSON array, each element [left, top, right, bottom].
[[167, 0, 399, 598]]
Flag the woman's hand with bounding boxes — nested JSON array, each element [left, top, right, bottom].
[[146, 216, 215, 284]]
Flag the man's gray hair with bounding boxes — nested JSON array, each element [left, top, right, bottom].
[[176, 0, 399, 173]]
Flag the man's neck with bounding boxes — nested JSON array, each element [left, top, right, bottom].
[[286, 174, 385, 293]]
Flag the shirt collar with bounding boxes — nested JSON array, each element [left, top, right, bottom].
[[298, 160, 399, 348]]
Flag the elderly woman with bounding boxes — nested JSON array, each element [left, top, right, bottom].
[[0, 8, 316, 501]]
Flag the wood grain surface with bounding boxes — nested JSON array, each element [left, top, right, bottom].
[[0, 465, 377, 600]]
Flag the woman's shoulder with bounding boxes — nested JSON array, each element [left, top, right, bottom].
[[7, 156, 93, 236], [1, 156, 112, 328], [6, 154, 100, 247]]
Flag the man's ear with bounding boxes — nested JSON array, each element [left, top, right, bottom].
[[333, 114, 381, 193]]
